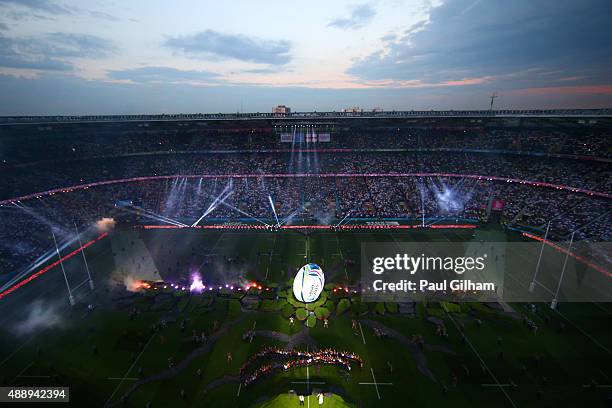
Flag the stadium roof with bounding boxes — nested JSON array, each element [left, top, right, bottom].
[[0, 109, 611, 125]]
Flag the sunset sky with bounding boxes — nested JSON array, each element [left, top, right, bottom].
[[0, 0, 610, 114]]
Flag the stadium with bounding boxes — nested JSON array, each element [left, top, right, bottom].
[[0, 110, 610, 407]]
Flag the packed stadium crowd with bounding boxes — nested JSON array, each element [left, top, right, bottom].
[[0, 123, 609, 277], [2, 152, 610, 199], [1, 126, 610, 165]]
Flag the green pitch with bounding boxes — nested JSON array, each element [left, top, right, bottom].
[[0, 226, 610, 407], [254, 393, 354, 407]]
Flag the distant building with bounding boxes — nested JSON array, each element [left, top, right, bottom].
[[342, 107, 363, 113], [372, 107, 384, 112], [273, 105, 291, 114]]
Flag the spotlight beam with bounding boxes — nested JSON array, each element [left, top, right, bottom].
[[202, 190, 233, 218], [120, 205, 188, 227], [12, 202, 67, 236], [268, 195, 280, 226], [192, 182, 234, 226], [134, 206, 188, 226], [0, 223, 95, 293], [335, 209, 353, 228], [122, 208, 184, 227], [279, 205, 305, 226], [334, 193, 372, 228], [218, 201, 271, 227]]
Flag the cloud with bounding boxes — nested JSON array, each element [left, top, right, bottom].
[[329, 3, 376, 30], [0, 0, 71, 15], [380, 33, 396, 43], [347, 0, 612, 88], [0, 32, 114, 71], [0, 36, 72, 70], [88, 10, 119, 21], [164, 29, 291, 65], [0, 0, 121, 21], [108, 66, 222, 83], [242, 67, 290, 75], [42, 32, 115, 58], [0, 21, 7, 31]]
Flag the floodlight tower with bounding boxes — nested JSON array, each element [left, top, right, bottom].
[[489, 92, 498, 111]]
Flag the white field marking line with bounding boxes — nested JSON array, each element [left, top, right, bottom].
[[582, 384, 612, 388], [291, 381, 325, 384], [236, 382, 241, 397], [358, 322, 366, 345], [335, 233, 349, 281], [388, 232, 401, 247], [209, 233, 227, 252], [0, 336, 35, 368], [306, 358, 309, 388], [532, 279, 554, 295], [335, 234, 345, 260], [306, 350, 310, 408], [594, 302, 612, 318], [481, 384, 514, 387], [554, 309, 612, 356], [104, 332, 156, 407], [13, 361, 33, 382], [264, 234, 277, 282], [250, 321, 257, 343], [600, 370, 612, 382], [18, 375, 50, 379], [358, 382, 393, 385], [72, 278, 91, 292], [445, 312, 517, 408], [370, 368, 381, 400]]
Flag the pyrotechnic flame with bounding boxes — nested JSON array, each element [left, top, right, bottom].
[[190, 273, 205, 293], [96, 217, 116, 232]]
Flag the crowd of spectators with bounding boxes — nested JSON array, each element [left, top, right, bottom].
[[1, 125, 610, 166], [0, 123, 609, 278], [2, 152, 610, 199], [1, 173, 608, 277]]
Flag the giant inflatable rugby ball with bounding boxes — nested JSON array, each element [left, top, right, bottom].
[[293, 263, 325, 303]]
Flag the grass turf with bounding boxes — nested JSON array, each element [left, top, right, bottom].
[[0, 226, 610, 407]]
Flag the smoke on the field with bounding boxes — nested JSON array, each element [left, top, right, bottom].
[[313, 209, 334, 225], [14, 299, 65, 335], [122, 275, 139, 292]]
